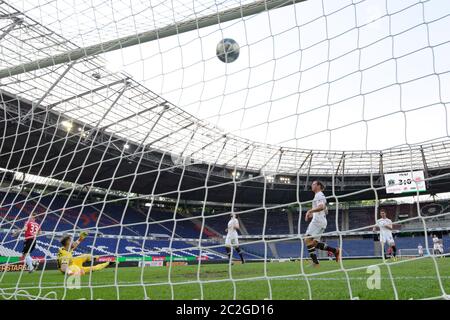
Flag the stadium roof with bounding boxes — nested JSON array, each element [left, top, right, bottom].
[[1, 1, 450, 193]]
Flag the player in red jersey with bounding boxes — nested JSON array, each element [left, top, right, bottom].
[[13, 213, 41, 273]]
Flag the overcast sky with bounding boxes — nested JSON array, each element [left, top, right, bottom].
[[12, 0, 450, 151]]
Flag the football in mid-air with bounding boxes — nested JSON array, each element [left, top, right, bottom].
[[216, 38, 240, 63]]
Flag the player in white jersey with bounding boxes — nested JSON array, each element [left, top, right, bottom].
[[304, 181, 340, 267], [417, 244, 424, 257], [373, 209, 397, 260], [432, 235, 440, 255], [225, 213, 245, 264]]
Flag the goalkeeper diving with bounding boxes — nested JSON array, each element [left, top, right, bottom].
[[57, 231, 110, 276]]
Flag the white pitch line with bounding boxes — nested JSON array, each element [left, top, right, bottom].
[[2, 275, 450, 288]]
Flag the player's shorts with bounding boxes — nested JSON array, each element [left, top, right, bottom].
[[380, 233, 395, 245], [305, 220, 327, 241], [22, 238, 36, 255], [225, 232, 239, 247]]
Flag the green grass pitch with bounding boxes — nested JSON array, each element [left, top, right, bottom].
[[1, 257, 449, 300]]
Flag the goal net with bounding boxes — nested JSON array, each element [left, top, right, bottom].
[[0, 0, 450, 300]]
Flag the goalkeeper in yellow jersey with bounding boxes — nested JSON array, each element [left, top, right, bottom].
[[57, 231, 110, 276]]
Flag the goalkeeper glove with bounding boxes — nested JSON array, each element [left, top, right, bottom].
[[79, 231, 88, 240]]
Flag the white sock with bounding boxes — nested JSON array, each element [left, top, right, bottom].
[[25, 255, 34, 271]]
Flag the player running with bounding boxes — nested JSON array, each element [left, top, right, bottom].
[[13, 213, 41, 273], [225, 213, 245, 264], [57, 232, 110, 276], [373, 209, 397, 261], [304, 181, 340, 267]]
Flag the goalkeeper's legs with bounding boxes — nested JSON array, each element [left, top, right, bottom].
[[22, 239, 37, 272], [391, 245, 397, 257], [316, 242, 336, 253], [78, 254, 92, 263]]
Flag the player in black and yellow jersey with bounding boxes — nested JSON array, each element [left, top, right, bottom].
[[57, 231, 110, 276]]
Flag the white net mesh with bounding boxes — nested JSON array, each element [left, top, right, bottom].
[[0, 0, 449, 300]]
